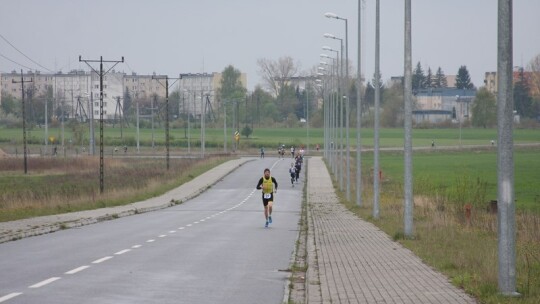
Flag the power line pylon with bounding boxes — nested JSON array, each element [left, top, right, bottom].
[[152, 75, 180, 170], [75, 95, 88, 122], [113, 96, 129, 138], [79, 55, 124, 194], [12, 70, 33, 174]]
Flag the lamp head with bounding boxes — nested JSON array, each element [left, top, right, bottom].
[[324, 12, 338, 19]]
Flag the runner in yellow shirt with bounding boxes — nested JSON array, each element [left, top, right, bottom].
[[256, 168, 278, 228]]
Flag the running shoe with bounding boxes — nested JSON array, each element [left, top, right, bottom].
[[269, 216, 272, 224], [265, 221, 269, 228]]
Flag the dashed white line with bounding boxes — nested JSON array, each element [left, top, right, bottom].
[[92, 256, 113, 264], [132, 244, 142, 249], [0, 293, 22, 302], [146, 239, 155, 243], [194, 222, 199, 224], [65, 266, 90, 275], [178, 227, 185, 230], [158, 234, 167, 238], [29, 277, 61, 288], [115, 249, 131, 255], [169, 230, 176, 233], [186, 224, 192, 227]]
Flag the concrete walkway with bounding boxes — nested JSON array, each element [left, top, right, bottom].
[[305, 156, 477, 304], [0, 158, 252, 244]]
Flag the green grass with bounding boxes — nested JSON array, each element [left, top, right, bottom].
[[3, 126, 539, 150], [357, 147, 540, 212]]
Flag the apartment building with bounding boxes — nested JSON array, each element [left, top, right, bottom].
[[1, 70, 169, 121], [177, 72, 247, 118]]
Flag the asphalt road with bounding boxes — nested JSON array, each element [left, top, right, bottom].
[[0, 157, 303, 304]]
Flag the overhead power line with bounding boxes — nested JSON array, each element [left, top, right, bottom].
[[0, 33, 54, 73], [0, 52, 34, 71]]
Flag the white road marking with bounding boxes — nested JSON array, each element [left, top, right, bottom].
[[65, 266, 90, 275], [132, 244, 142, 248], [186, 224, 192, 227], [92, 256, 113, 264], [146, 239, 155, 243], [0, 293, 23, 302], [29, 277, 61, 288], [115, 249, 131, 255], [199, 219, 205, 222], [169, 230, 176, 233], [194, 222, 199, 224], [178, 227, 185, 230], [158, 234, 167, 238]]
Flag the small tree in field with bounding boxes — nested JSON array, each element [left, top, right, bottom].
[[472, 88, 496, 128], [241, 125, 252, 138]]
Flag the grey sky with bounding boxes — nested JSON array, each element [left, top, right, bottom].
[[1, 0, 539, 90]]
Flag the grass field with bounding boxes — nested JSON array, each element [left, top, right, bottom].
[[2, 125, 539, 150], [358, 147, 540, 212]]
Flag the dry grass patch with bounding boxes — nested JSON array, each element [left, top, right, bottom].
[[0, 156, 232, 221]]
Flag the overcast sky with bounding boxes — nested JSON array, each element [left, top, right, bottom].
[[1, 0, 539, 91]]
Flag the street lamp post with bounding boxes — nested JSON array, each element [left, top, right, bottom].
[[323, 44, 343, 191], [325, 12, 351, 200], [320, 55, 335, 165], [300, 86, 310, 154], [319, 60, 336, 175]]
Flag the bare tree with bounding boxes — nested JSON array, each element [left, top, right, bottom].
[[257, 56, 299, 96], [527, 53, 540, 100]]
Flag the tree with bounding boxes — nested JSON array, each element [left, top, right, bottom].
[[425, 67, 433, 88], [513, 67, 533, 118], [241, 125, 252, 138], [257, 56, 299, 97], [434, 67, 448, 88], [218, 65, 246, 101], [527, 53, 540, 116], [168, 91, 181, 120], [252, 85, 274, 126], [123, 87, 133, 118], [456, 65, 474, 89], [412, 61, 426, 92], [363, 81, 375, 107], [380, 83, 404, 127], [471, 88, 496, 128], [1, 94, 21, 117]]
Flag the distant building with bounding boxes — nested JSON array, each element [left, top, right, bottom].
[[413, 88, 476, 123], [484, 68, 540, 94], [1, 70, 169, 121], [177, 72, 247, 118]]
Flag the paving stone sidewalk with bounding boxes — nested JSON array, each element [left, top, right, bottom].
[[0, 158, 251, 244], [305, 156, 477, 304]]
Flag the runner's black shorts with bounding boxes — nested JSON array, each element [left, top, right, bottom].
[[262, 193, 274, 206]]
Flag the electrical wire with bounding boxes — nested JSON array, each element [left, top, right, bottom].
[[0, 33, 54, 73], [0, 51, 34, 71]]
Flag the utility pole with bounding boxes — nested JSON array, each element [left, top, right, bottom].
[[153, 75, 180, 170], [79, 56, 124, 194], [356, 0, 364, 207], [497, 0, 518, 296], [403, 0, 414, 237], [12, 70, 33, 174], [373, 0, 381, 219]]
